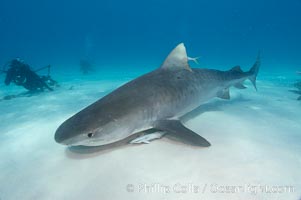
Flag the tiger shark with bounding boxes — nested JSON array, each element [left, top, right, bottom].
[[54, 43, 260, 147]]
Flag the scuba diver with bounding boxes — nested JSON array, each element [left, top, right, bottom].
[[80, 59, 94, 74], [289, 71, 301, 100], [2, 58, 58, 92]]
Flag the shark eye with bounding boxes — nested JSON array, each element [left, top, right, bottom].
[[87, 133, 94, 138]]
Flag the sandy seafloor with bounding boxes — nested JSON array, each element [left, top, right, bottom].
[[0, 69, 301, 200]]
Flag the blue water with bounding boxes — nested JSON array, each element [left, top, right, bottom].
[[0, 0, 300, 72]]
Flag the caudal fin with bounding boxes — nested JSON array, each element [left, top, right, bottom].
[[248, 53, 261, 91]]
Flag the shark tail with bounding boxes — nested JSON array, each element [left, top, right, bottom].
[[248, 53, 261, 91]]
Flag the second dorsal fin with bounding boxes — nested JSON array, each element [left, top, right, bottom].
[[231, 66, 243, 73]]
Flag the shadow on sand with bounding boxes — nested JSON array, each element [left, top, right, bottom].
[[182, 94, 251, 122]]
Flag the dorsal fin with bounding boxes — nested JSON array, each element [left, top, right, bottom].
[[161, 43, 192, 71], [231, 66, 243, 73]]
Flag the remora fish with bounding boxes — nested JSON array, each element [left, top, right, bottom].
[[55, 43, 260, 147]]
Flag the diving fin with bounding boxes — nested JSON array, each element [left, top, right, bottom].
[[154, 120, 211, 147]]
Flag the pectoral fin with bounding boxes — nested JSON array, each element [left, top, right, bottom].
[[154, 120, 211, 147]]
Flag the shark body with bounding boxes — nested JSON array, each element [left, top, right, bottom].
[[54, 43, 260, 147]]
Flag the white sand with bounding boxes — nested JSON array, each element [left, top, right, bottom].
[[0, 72, 300, 200]]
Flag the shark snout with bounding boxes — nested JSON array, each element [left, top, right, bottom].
[[54, 131, 77, 146], [54, 124, 74, 145], [54, 129, 67, 145], [54, 124, 88, 146]]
